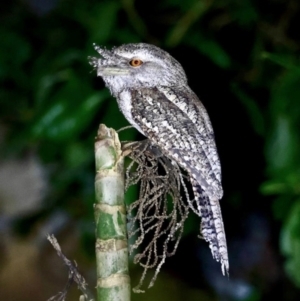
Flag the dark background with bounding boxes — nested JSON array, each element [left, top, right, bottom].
[[1, 0, 300, 300]]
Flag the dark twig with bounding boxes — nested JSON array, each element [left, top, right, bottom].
[[122, 140, 192, 291], [47, 234, 95, 301]]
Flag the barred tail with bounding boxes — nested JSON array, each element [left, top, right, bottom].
[[191, 179, 229, 275]]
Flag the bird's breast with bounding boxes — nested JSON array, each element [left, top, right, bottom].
[[117, 90, 145, 135]]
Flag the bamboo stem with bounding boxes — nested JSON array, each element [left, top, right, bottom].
[[94, 124, 131, 301]]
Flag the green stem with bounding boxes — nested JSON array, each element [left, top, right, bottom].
[[94, 124, 131, 301]]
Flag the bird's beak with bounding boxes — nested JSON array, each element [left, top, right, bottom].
[[90, 44, 130, 77], [96, 66, 130, 76]]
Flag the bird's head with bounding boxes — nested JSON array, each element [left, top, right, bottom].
[[89, 43, 188, 95]]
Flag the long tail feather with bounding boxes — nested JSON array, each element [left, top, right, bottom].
[[191, 179, 229, 275]]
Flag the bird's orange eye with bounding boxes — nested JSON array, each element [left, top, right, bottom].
[[129, 59, 143, 67]]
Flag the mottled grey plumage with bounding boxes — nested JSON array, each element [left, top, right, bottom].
[[89, 43, 229, 274]]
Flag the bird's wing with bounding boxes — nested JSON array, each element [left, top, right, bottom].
[[158, 86, 222, 184], [131, 87, 222, 199], [130, 87, 228, 274]]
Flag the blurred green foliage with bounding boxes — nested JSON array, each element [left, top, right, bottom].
[[1, 0, 300, 299]]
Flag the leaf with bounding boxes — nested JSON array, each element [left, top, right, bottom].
[[31, 73, 109, 141], [281, 200, 300, 287], [185, 33, 231, 69], [262, 52, 300, 73], [265, 70, 300, 176], [260, 181, 288, 195]]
